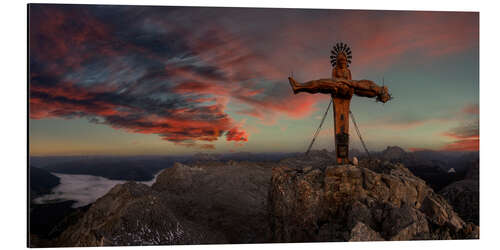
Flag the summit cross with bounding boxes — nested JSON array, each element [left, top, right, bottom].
[[288, 42, 391, 164]]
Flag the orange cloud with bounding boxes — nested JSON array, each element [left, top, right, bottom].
[[441, 138, 479, 151], [440, 121, 479, 151]]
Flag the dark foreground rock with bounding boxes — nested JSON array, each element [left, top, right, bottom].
[[268, 162, 479, 242], [439, 163, 479, 225]]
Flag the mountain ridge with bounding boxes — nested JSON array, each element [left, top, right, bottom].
[[34, 155, 479, 247]]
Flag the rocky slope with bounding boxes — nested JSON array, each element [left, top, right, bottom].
[[268, 160, 479, 242], [54, 182, 225, 247], [439, 162, 479, 225], [53, 160, 275, 246]]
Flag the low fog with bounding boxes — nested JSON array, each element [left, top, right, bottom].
[[33, 170, 165, 208]]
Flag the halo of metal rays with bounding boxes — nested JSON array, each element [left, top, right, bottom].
[[330, 42, 352, 68]]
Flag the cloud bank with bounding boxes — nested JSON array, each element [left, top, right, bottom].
[[33, 170, 165, 208]]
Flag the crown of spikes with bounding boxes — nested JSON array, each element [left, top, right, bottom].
[[330, 42, 352, 68]]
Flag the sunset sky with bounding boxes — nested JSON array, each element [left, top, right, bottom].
[[28, 4, 479, 156]]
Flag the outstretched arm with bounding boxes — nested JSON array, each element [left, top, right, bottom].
[[350, 79, 391, 103], [289, 77, 343, 95]]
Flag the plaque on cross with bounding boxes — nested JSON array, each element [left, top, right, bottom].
[[288, 42, 391, 164]]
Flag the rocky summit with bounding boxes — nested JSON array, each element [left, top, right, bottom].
[[268, 161, 479, 242], [48, 153, 478, 246]]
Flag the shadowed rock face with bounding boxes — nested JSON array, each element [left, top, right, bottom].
[[439, 162, 479, 225], [268, 161, 479, 242]]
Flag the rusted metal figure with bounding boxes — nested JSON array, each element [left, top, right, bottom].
[[288, 42, 391, 164]]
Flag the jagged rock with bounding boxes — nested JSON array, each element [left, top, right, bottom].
[[268, 162, 478, 242], [420, 192, 464, 230], [382, 204, 430, 240], [348, 222, 383, 241]]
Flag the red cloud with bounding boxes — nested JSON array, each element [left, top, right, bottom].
[[29, 6, 115, 72], [408, 147, 430, 152], [235, 94, 321, 121], [184, 27, 320, 119], [29, 6, 254, 149], [30, 81, 248, 148], [441, 139, 479, 152], [440, 122, 479, 151], [225, 127, 249, 142]]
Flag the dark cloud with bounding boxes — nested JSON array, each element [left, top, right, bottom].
[[29, 4, 250, 147]]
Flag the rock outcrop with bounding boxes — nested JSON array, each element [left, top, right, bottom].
[[268, 161, 479, 242]]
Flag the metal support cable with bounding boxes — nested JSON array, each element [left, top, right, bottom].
[[305, 99, 333, 155], [349, 110, 371, 159]]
